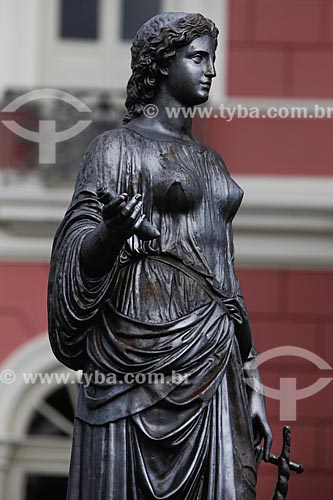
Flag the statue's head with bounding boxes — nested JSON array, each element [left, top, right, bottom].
[[123, 12, 219, 124]]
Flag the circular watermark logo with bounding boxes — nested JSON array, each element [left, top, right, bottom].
[[143, 103, 159, 119], [1, 88, 92, 164], [244, 346, 332, 421], [0, 369, 16, 384]]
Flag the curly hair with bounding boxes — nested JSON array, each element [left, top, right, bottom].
[[123, 12, 219, 124]]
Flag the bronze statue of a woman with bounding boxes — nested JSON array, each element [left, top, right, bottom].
[[48, 12, 272, 499]]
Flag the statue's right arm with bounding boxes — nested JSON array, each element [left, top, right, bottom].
[[48, 131, 136, 369], [80, 192, 143, 277]]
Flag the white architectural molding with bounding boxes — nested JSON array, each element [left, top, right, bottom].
[[0, 334, 71, 438], [234, 176, 333, 269], [0, 0, 43, 99], [0, 334, 74, 500], [0, 174, 332, 268]]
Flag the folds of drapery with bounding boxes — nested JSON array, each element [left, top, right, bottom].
[[48, 128, 259, 499], [47, 194, 115, 370], [76, 299, 234, 423], [48, 128, 256, 373], [48, 131, 121, 370], [66, 342, 257, 500]]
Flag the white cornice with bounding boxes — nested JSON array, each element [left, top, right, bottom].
[[0, 175, 332, 268], [234, 176, 333, 268]]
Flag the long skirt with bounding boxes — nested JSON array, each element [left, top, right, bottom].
[[66, 340, 257, 500]]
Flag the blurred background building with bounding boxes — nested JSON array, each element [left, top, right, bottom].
[[0, 1, 332, 499]]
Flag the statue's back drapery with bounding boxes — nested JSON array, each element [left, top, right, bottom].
[[48, 128, 257, 499]]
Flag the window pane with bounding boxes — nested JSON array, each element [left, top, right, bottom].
[[60, 0, 99, 40], [26, 386, 75, 436], [122, 0, 161, 41], [25, 475, 68, 500], [46, 386, 75, 422], [27, 411, 68, 437]]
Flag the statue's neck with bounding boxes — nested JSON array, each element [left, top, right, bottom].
[[127, 86, 195, 142], [151, 87, 193, 137]]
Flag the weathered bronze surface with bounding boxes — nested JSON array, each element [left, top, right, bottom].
[[46, 12, 295, 500]]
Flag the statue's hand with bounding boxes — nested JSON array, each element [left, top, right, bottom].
[[249, 388, 273, 462], [101, 191, 144, 241], [98, 187, 160, 241], [80, 189, 155, 277]]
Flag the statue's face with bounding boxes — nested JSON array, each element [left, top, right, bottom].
[[163, 34, 216, 106]]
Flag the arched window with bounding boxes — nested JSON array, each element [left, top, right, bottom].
[[23, 384, 78, 500], [0, 335, 77, 500]]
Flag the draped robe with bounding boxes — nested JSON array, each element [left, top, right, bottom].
[[48, 127, 257, 499]]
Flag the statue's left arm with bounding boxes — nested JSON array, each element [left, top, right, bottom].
[[228, 222, 273, 461]]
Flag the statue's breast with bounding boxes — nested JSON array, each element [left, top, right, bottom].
[[152, 168, 204, 213], [139, 141, 243, 222], [151, 146, 204, 214]]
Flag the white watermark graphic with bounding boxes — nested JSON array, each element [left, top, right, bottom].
[[143, 103, 333, 121], [1, 346, 331, 422], [1, 88, 92, 164], [243, 346, 332, 422], [2, 92, 330, 165], [0, 369, 189, 388]]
